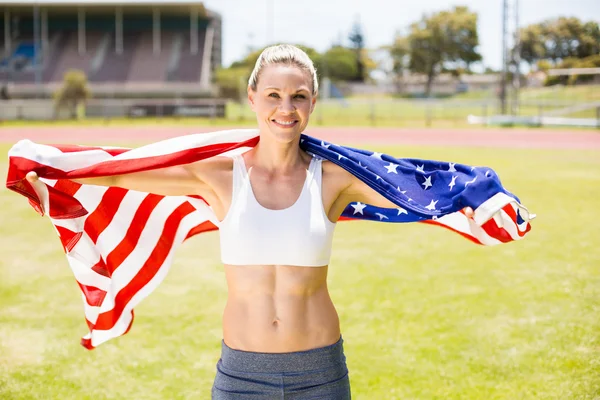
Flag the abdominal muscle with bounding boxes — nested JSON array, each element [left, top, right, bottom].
[[222, 264, 341, 353]]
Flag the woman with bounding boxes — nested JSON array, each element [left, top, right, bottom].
[[27, 44, 473, 399]]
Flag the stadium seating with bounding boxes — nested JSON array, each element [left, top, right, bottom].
[[0, 5, 221, 93], [127, 31, 174, 82], [169, 29, 206, 82]]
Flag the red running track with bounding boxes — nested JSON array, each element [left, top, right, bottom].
[[1, 125, 599, 149]]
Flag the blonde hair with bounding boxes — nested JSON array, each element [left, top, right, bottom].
[[248, 44, 319, 96]]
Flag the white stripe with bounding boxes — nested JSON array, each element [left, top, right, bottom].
[[94, 191, 151, 255], [66, 253, 111, 290], [72, 184, 110, 212], [97, 197, 191, 313], [82, 298, 101, 327], [497, 209, 523, 241], [9, 140, 65, 160], [474, 192, 535, 226], [111, 129, 258, 161], [89, 210, 205, 347], [9, 140, 115, 171]]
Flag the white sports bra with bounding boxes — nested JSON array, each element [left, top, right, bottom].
[[218, 154, 336, 267]]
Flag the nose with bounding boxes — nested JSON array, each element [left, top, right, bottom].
[[278, 97, 295, 114]]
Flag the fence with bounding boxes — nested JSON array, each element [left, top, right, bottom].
[[1, 97, 599, 128]]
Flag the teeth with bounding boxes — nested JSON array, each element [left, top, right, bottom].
[[275, 120, 295, 125]]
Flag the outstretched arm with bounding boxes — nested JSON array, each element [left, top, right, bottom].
[[26, 164, 203, 196], [336, 172, 474, 218]]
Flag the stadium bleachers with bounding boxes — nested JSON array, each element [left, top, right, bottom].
[[90, 32, 140, 82], [50, 31, 106, 82], [128, 31, 174, 82], [0, 3, 221, 88], [1, 29, 210, 83], [169, 29, 206, 82]]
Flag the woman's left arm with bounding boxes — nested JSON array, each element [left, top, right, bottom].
[[335, 171, 474, 218]]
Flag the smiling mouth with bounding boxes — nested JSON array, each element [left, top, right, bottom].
[[271, 119, 299, 128]]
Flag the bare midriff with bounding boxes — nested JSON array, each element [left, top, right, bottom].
[[222, 264, 341, 353]]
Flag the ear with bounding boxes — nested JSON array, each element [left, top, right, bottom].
[[309, 94, 317, 114], [247, 86, 256, 111]]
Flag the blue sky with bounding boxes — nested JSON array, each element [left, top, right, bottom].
[[201, 0, 599, 69]]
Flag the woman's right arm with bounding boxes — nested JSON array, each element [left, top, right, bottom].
[[26, 161, 210, 197]]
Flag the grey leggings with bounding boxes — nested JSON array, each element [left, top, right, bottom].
[[212, 336, 351, 399]]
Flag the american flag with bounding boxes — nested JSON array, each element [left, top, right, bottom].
[[6, 129, 534, 349]]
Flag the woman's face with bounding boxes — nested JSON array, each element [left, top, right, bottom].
[[248, 64, 316, 143]]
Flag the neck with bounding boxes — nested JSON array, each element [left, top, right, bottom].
[[250, 135, 304, 173]]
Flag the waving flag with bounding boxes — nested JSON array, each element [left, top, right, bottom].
[[6, 129, 534, 349]]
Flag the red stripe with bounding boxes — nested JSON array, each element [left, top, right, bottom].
[[81, 337, 94, 350], [52, 179, 82, 197], [103, 194, 163, 274], [501, 204, 531, 237], [92, 202, 195, 331], [62, 138, 260, 179], [92, 258, 111, 278], [83, 187, 129, 243], [6, 156, 68, 184], [47, 185, 88, 219], [55, 225, 83, 252], [184, 220, 218, 240], [420, 219, 483, 245], [77, 281, 107, 307], [80, 312, 135, 350], [480, 218, 513, 243], [54, 144, 129, 157]]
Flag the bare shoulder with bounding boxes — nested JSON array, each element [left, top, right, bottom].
[[188, 155, 233, 180], [321, 159, 353, 182], [321, 159, 354, 193]]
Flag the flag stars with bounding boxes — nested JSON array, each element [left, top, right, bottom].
[[416, 164, 425, 173], [375, 213, 389, 221], [384, 163, 399, 174], [321, 141, 330, 149], [371, 152, 383, 160], [465, 176, 477, 187], [448, 162, 457, 172], [425, 199, 438, 210], [449, 175, 457, 190], [421, 176, 433, 190], [351, 202, 367, 215], [397, 207, 408, 216], [338, 154, 346, 161], [358, 161, 368, 169]]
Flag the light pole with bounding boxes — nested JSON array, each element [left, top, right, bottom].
[[512, 0, 520, 116], [266, 0, 274, 45], [500, 0, 508, 115]]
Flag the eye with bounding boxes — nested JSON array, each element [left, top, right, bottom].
[[294, 94, 307, 99], [268, 93, 280, 98]]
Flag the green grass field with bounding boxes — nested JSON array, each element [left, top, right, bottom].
[[1, 141, 599, 399]]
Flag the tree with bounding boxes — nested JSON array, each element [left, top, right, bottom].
[[348, 19, 366, 81], [387, 35, 410, 92], [519, 24, 547, 67], [216, 44, 322, 100], [320, 46, 359, 82], [53, 69, 90, 119], [518, 18, 600, 67], [403, 6, 481, 96]]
